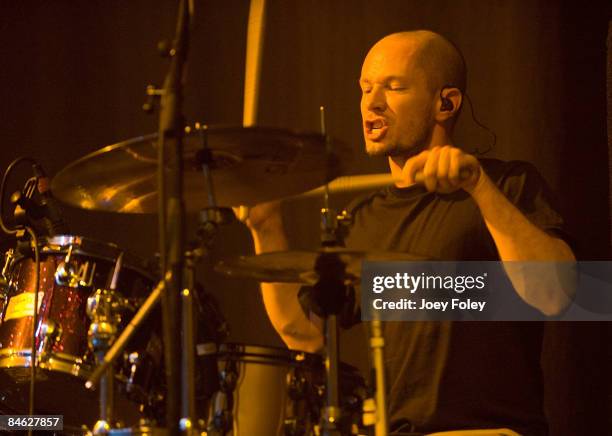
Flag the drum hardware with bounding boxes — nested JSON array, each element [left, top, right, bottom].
[[85, 213, 234, 433], [285, 361, 318, 436], [55, 244, 97, 288], [38, 319, 61, 356], [304, 106, 348, 436], [0, 233, 159, 429], [125, 352, 144, 396], [0, 248, 15, 288], [367, 318, 388, 436], [0, 249, 14, 315], [201, 344, 366, 436], [9, 162, 69, 239], [87, 252, 126, 434], [10, 174, 40, 229], [207, 357, 238, 435]]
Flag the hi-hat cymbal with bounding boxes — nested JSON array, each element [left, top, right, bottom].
[[51, 126, 351, 213], [215, 248, 427, 285]]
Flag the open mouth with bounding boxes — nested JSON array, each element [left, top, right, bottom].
[[365, 119, 388, 140]]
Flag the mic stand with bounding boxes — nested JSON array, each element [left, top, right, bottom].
[[156, 1, 190, 434]]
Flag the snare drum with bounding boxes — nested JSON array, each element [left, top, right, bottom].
[[202, 343, 365, 436], [0, 235, 161, 428]]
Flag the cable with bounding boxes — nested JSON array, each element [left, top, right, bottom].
[[0, 157, 43, 435], [464, 92, 496, 156], [25, 226, 39, 436]]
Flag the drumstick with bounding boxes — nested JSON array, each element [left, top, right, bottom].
[[295, 168, 475, 199], [296, 174, 396, 198], [243, 0, 266, 127]]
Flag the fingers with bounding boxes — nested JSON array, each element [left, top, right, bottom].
[[404, 146, 480, 193], [437, 147, 452, 191], [242, 200, 283, 232], [403, 151, 430, 185], [423, 148, 441, 192]]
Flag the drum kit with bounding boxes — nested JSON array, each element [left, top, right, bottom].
[[0, 1, 411, 435], [0, 123, 406, 436]]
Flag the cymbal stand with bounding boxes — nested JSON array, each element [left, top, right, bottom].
[[315, 106, 345, 436], [313, 249, 348, 436], [195, 122, 237, 436], [156, 0, 191, 434], [370, 316, 388, 436], [86, 4, 193, 435], [316, 106, 387, 435]]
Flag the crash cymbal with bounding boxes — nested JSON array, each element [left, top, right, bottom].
[[51, 125, 351, 213], [215, 247, 427, 285]]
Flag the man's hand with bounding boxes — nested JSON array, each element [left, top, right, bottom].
[[234, 200, 283, 234], [233, 200, 288, 255], [402, 145, 483, 194]]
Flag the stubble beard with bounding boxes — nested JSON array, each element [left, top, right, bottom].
[[365, 120, 433, 159]]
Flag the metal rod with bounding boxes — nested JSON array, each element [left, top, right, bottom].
[[323, 314, 341, 435], [85, 276, 167, 390], [370, 319, 388, 436], [158, 1, 191, 433], [180, 254, 197, 432], [319, 106, 331, 211], [108, 252, 123, 291], [199, 125, 218, 208]]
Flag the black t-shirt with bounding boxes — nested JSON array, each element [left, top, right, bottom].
[[344, 159, 565, 436]]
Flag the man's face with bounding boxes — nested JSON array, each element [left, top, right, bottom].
[[359, 39, 436, 157]]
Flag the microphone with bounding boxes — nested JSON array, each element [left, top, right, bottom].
[[32, 164, 70, 236]]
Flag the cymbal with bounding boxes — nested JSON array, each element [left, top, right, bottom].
[[51, 126, 351, 213], [215, 247, 426, 285]]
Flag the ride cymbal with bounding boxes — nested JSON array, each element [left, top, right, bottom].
[[51, 125, 351, 213]]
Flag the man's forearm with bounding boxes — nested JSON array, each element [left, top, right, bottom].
[[251, 220, 323, 352], [469, 173, 576, 315]]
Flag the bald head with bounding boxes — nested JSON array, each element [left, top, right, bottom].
[[372, 31, 467, 94], [359, 30, 467, 156]]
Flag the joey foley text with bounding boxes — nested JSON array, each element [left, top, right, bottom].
[[369, 272, 488, 312]]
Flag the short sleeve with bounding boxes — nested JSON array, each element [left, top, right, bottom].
[[488, 160, 572, 246]]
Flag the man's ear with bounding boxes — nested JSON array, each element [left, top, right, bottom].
[[435, 87, 463, 122]]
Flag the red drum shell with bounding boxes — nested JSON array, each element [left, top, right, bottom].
[[0, 235, 158, 428]]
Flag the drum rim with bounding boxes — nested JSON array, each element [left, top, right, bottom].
[[37, 234, 155, 279], [216, 342, 322, 365], [0, 348, 91, 377], [0, 348, 132, 383]]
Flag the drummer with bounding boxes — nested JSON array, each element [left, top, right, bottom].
[[241, 30, 575, 435]]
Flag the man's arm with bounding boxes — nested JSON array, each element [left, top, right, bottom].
[[467, 170, 576, 316], [403, 146, 576, 316], [242, 202, 323, 352]]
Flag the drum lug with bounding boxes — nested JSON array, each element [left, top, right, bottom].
[[39, 320, 61, 356], [0, 249, 15, 289], [288, 370, 308, 400], [207, 362, 238, 434], [55, 245, 96, 288], [126, 351, 140, 393], [86, 288, 122, 352]]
